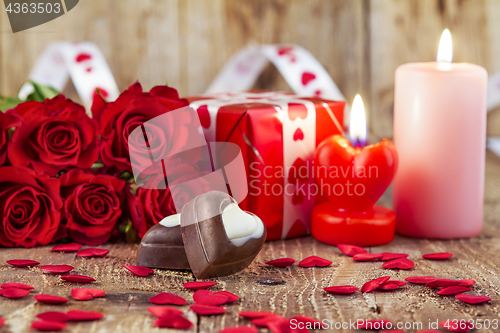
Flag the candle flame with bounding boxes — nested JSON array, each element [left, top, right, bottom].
[[349, 94, 367, 148], [436, 29, 452, 63]]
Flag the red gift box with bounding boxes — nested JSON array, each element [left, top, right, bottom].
[[188, 92, 344, 240]]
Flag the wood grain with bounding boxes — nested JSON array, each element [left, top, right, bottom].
[[0, 151, 499, 332]]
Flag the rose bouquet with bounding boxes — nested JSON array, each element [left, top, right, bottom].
[[0, 82, 188, 247]]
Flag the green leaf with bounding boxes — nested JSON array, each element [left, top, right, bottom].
[[25, 81, 60, 102], [0, 95, 22, 112]]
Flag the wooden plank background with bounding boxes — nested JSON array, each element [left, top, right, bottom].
[[1, 0, 500, 138]]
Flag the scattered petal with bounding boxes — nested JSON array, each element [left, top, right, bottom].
[[124, 265, 154, 276], [0, 288, 30, 299], [51, 243, 82, 252], [437, 286, 472, 296], [323, 285, 359, 295], [425, 279, 461, 288], [0, 318, 4, 327], [154, 315, 193, 329], [265, 258, 296, 267], [251, 315, 286, 328], [193, 290, 228, 306], [382, 258, 415, 270], [36, 312, 69, 322], [238, 311, 277, 319], [34, 294, 69, 305], [6, 259, 39, 268], [61, 275, 95, 283], [353, 253, 383, 262], [422, 252, 453, 260], [31, 320, 67, 331], [361, 276, 391, 293], [378, 280, 408, 290], [458, 279, 476, 287], [40, 265, 74, 274], [439, 320, 474, 332], [148, 306, 184, 318], [220, 326, 258, 333], [405, 276, 437, 284], [190, 304, 226, 315], [1, 282, 34, 290], [71, 288, 105, 301], [298, 256, 332, 267], [66, 309, 104, 321], [337, 244, 367, 257], [216, 291, 239, 303], [183, 281, 217, 290], [149, 293, 187, 305], [455, 294, 492, 304], [380, 252, 409, 261], [357, 319, 393, 330], [77, 248, 109, 258]]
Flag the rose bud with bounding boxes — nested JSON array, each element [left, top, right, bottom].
[[137, 191, 266, 278]]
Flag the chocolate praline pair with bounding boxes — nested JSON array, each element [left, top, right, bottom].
[[136, 191, 266, 279]]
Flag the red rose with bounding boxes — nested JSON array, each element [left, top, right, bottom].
[[0, 112, 22, 166], [0, 166, 63, 247], [93, 82, 189, 172], [7, 95, 99, 176], [127, 164, 212, 238], [60, 169, 125, 245]]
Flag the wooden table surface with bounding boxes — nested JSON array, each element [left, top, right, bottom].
[[2, 152, 500, 333]]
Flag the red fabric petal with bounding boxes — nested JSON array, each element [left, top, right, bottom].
[[251, 315, 286, 328], [298, 256, 332, 267], [6, 259, 40, 267], [193, 290, 228, 306], [76, 248, 109, 257], [437, 286, 472, 296], [31, 320, 67, 331], [238, 311, 277, 319], [183, 281, 217, 290], [439, 320, 474, 332], [405, 276, 437, 284], [124, 265, 154, 277], [337, 244, 367, 257], [422, 252, 453, 260], [323, 285, 359, 295], [265, 258, 296, 267], [1, 282, 34, 290], [216, 291, 239, 303], [361, 276, 391, 293], [458, 279, 476, 287], [34, 294, 69, 304], [455, 294, 492, 304], [425, 279, 461, 288], [0, 318, 5, 327], [66, 309, 104, 321], [353, 253, 383, 262], [149, 293, 187, 305], [357, 319, 393, 330], [0, 288, 31, 299], [380, 253, 409, 261], [148, 306, 184, 318], [51, 243, 82, 252], [61, 274, 95, 283], [154, 315, 193, 329], [381, 258, 415, 270], [36, 312, 69, 322], [220, 326, 258, 333], [40, 265, 74, 274], [378, 280, 407, 290], [71, 288, 106, 300], [189, 304, 226, 315]]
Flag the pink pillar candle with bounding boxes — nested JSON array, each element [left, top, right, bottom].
[[393, 32, 487, 238]]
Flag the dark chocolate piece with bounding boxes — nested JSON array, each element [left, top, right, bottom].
[[180, 191, 266, 279], [136, 224, 190, 270]]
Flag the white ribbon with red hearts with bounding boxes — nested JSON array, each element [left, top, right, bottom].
[[190, 91, 341, 239], [18, 41, 119, 113]]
